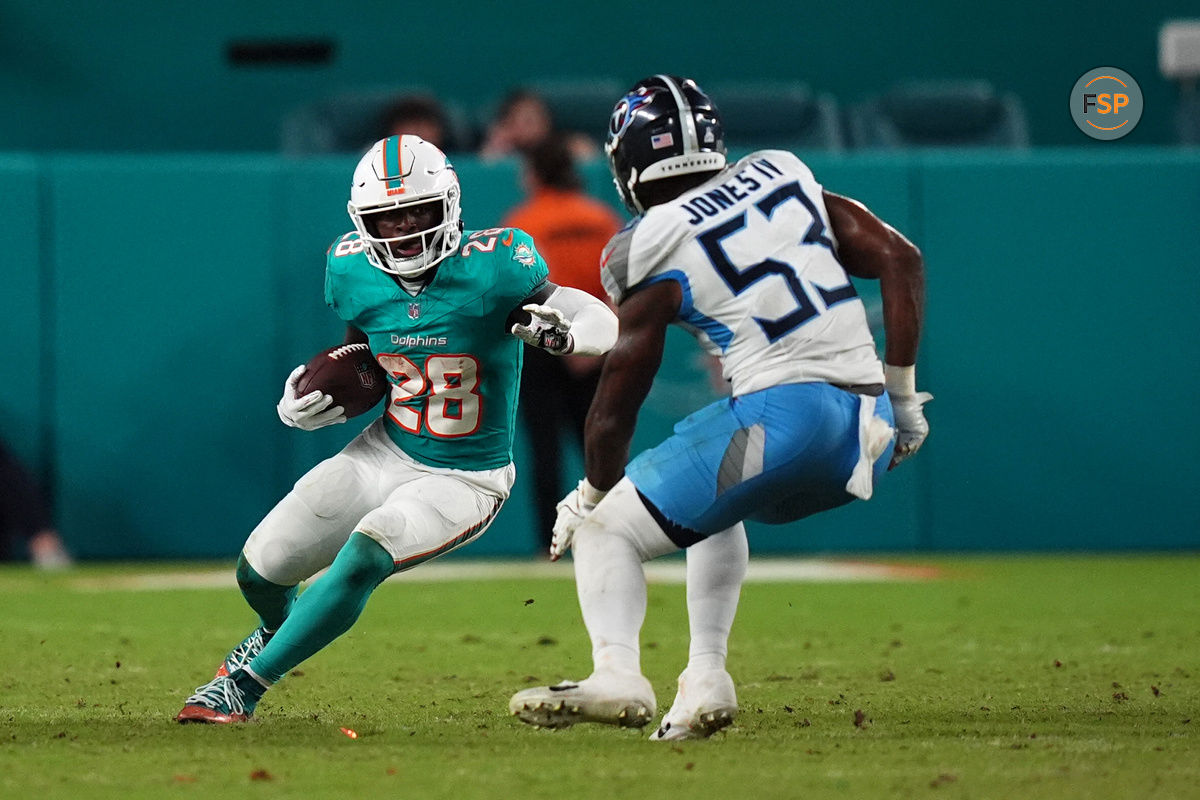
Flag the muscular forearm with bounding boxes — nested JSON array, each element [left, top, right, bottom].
[[582, 339, 661, 491], [580, 281, 677, 492], [583, 409, 635, 492], [878, 249, 924, 367]]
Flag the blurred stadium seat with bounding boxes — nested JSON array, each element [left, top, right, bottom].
[[519, 78, 625, 145], [1160, 20, 1200, 145], [708, 81, 844, 152], [847, 80, 1029, 148], [1174, 95, 1200, 145], [280, 87, 476, 155]]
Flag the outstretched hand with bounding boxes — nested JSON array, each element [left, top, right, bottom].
[[511, 304, 573, 355]]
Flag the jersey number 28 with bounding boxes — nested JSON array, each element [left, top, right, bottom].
[[377, 354, 481, 438]]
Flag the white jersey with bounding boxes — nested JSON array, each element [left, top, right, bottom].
[[600, 150, 884, 396]]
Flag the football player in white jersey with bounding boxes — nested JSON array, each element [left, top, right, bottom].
[[510, 75, 931, 739]]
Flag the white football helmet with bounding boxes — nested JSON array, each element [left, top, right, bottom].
[[347, 135, 463, 278]]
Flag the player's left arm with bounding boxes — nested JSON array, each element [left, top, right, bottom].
[[824, 190, 931, 468], [507, 283, 618, 357]]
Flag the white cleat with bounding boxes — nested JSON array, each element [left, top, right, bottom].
[[649, 667, 738, 741], [509, 671, 656, 730]]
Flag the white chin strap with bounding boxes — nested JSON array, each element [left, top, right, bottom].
[[623, 167, 645, 214]]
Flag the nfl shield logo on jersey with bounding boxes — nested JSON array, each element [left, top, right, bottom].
[[354, 362, 378, 389], [407, 302, 421, 320]]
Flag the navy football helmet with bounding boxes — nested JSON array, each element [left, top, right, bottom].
[[605, 75, 726, 214]]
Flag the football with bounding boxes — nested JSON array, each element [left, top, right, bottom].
[[295, 343, 389, 419]]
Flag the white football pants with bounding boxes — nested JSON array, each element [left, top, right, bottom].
[[243, 418, 514, 586]]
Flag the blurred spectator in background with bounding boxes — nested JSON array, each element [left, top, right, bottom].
[[479, 88, 597, 161], [0, 437, 71, 569], [378, 94, 450, 151], [502, 134, 622, 551]]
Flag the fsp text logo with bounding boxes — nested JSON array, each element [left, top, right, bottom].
[[1070, 67, 1143, 140]]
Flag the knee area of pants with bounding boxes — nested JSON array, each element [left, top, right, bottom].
[[293, 457, 363, 519], [356, 505, 417, 546], [579, 483, 677, 561], [572, 518, 662, 563], [236, 553, 281, 591]]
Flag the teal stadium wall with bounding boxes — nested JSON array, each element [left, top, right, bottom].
[[1, 0, 1198, 150], [2, 151, 1198, 558]]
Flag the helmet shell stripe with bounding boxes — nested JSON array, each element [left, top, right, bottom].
[[654, 73, 698, 153], [382, 135, 407, 196]]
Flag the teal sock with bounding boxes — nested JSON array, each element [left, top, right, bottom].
[[236, 553, 297, 631], [245, 533, 395, 684], [231, 668, 268, 712]]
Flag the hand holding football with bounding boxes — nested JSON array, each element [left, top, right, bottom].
[[295, 343, 388, 418]]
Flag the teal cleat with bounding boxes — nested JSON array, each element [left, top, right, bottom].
[[214, 626, 272, 678]]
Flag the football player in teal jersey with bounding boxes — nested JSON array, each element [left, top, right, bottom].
[[175, 135, 618, 724]]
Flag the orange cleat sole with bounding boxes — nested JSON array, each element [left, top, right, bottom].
[[174, 705, 250, 724]]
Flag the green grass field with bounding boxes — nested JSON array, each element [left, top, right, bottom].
[[1, 554, 1197, 799]]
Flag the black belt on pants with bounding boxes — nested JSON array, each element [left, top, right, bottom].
[[832, 382, 885, 397]]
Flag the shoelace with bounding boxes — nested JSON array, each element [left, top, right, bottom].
[[185, 677, 246, 715], [225, 628, 266, 670]]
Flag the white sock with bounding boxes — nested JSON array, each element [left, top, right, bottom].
[[684, 523, 748, 673], [572, 478, 677, 676]]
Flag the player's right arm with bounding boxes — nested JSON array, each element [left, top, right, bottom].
[[584, 280, 681, 491], [824, 191, 931, 468], [548, 279, 680, 561], [279, 252, 364, 431]]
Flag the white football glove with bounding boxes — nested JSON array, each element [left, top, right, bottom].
[[276, 364, 347, 431], [549, 479, 607, 561], [884, 364, 932, 469], [511, 304, 573, 355]]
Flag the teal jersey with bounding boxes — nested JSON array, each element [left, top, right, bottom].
[[325, 227, 549, 470]]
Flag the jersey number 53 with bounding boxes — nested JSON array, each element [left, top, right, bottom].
[[698, 181, 856, 343]]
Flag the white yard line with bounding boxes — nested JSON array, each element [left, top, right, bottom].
[[67, 558, 939, 591]]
